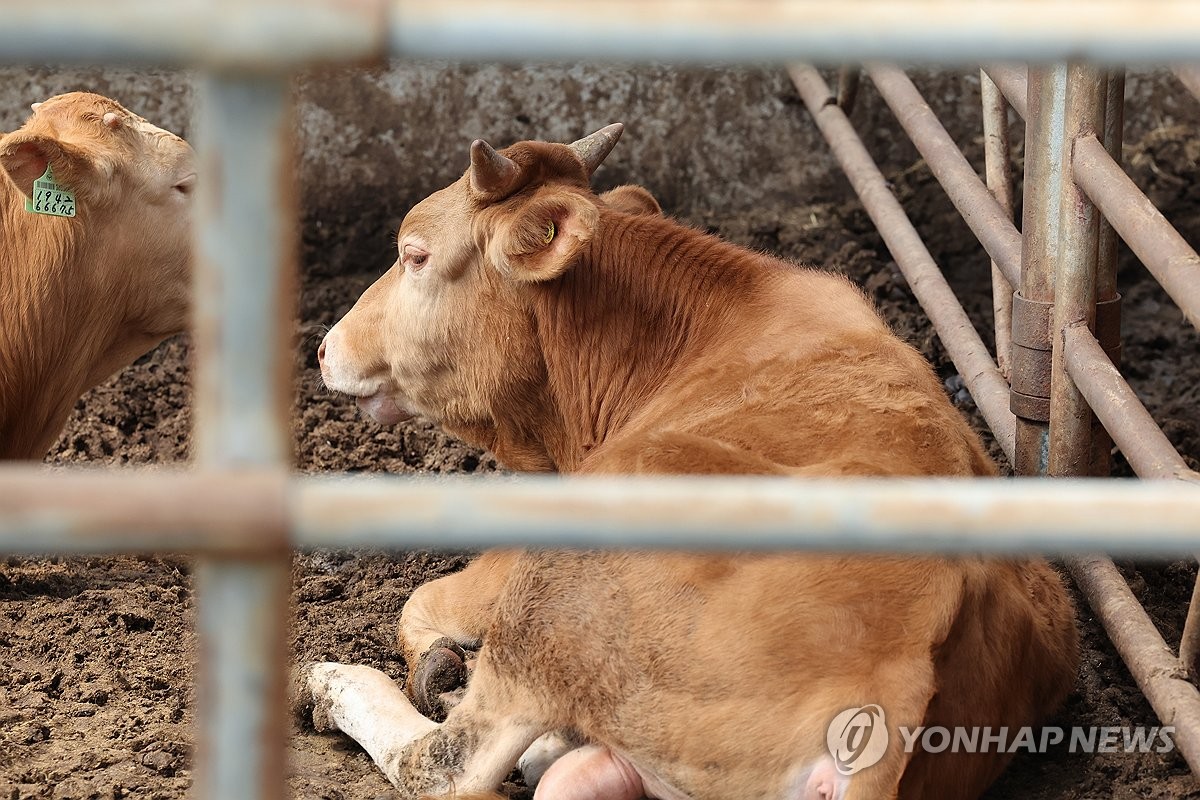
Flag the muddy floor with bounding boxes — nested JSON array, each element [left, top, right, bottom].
[[2, 116, 1199, 800]]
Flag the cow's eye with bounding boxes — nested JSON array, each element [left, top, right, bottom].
[[404, 246, 430, 271]]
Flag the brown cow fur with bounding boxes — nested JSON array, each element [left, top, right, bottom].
[[310, 129, 1078, 800], [0, 93, 193, 459]]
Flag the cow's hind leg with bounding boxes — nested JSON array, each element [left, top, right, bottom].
[[297, 661, 545, 798]]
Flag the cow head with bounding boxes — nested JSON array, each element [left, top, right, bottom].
[[0, 92, 196, 347], [319, 124, 624, 440]]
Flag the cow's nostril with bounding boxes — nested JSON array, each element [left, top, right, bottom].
[[317, 339, 327, 364]]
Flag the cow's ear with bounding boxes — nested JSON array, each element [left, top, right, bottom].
[[599, 184, 662, 217], [0, 132, 93, 199], [488, 191, 599, 283]]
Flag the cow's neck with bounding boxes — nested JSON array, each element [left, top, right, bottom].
[[529, 210, 768, 472], [0, 181, 104, 459]]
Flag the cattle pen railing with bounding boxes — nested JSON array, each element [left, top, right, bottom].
[[2, 2, 1200, 798]]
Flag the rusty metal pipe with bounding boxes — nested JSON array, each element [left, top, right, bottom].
[[865, 64, 1022, 288], [1092, 69, 1126, 477], [1182, 576, 1200, 682], [1073, 134, 1200, 330], [836, 65, 861, 113], [787, 63, 1015, 462], [981, 68, 1016, 380], [1063, 324, 1197, 483], [1069, 555, 1200, 778], [983, 63, 1029, 120], [1183, 577, 1200, 682], [1048, 65, 1106, 477], [1012, 66, 1065, 476]]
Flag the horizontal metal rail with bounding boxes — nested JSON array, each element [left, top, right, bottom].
[[865, 63, 1022, 287], [1069, 555, 1200, 776], [3, 470, 1200, 556], [5, 2, 1200, 65], [0, 1, 385, 67], [1063, 324, 1199, 483], [788, 64, 1017, 462], [1073, 134, 1200, 330]]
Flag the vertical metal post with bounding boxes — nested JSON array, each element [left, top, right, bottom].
[[193, 74, 295, 800], [1091, 69, 1125, 477], [1048, 65, 1106, 477], [981, 68, 1015, 381], [1012, 65, 1066, 476]]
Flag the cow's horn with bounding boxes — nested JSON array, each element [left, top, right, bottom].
[[569, 123, 624, 176], [470, 138, 520, 195]]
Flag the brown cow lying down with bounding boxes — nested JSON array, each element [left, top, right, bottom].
[[0, 93, 194, 459], [305, 125, 1078, 799]]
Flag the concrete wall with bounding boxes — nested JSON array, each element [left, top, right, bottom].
[[2, 63, 1195, 276]]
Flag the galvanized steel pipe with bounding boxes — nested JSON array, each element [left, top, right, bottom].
[[788, 64, 1016, 463], [388, 1, 1200, 64], [865, 63, 1022, 288], [0, 1, 386, 67], [3, 470, 1200, 556], [192, 75, 294, 800]]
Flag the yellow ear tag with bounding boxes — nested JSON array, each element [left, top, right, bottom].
[[23, 164, 76, 218], [542, 220, 556, 244]]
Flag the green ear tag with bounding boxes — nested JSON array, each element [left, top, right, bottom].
[[23, 164, 76, 218]]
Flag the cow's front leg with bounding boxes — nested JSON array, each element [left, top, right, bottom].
[[399, 550, 521, 716], [297, 661, 545, 797]]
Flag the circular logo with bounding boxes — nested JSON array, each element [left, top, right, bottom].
[[827, 705, 889, 775]]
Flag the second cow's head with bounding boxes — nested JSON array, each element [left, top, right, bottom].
[[319, 124, 633, 429]]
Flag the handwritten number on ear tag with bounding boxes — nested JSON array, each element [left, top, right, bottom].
[[543, 220, 556, 245], [23, 164, 76, 218]]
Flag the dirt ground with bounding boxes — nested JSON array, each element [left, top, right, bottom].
[[2, 98, 1200, 800]]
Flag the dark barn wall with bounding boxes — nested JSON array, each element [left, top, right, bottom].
[[2, 64, 1195, 279]]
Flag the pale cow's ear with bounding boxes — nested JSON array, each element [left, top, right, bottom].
[[488, 190, 599, 283], [0, 132, 92, 199]]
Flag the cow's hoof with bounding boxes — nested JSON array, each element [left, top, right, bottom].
[[289, 662, 337, 733], [412, 638, 468, 720]]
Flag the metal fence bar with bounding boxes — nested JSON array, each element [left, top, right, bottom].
[[1069, 555, 1200, 777], [192, 75, 294, 800], [1175, 65, 1200, 103], [1012, 65, 1066, 476], [983, 63, 1029, 119], [1063, 325, 1197, 482], [788, 64, 1017, 463], [4, 2, 1200, 65], [293, 476, 1200, 555], [385, 1, 1200, 64], [1073, 134, 1200, 330], [3, 471, 1200, 555], [0, 469, 286, 553], [1048, 64, 1106, 477], [981, 68, 1016, 381], [0, 1, 385, 67], [865, 63, 1022, 287], [1092, 69, 1125, 477]]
